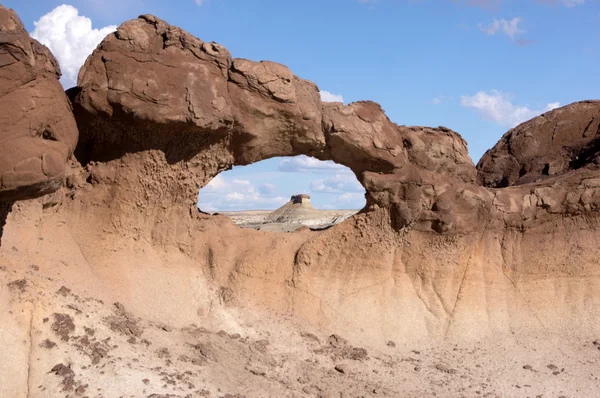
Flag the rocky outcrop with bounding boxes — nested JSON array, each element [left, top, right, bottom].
[[51, 12, 600, 346], [69, 14, 477, 235], [0, 5, 78, 202], [477, 100, 600, 187], [2, 10, 600, 397]]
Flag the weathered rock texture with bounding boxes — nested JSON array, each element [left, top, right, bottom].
[[57, 13, 600, 344], [1, 11, 600, 398], [68, 14, 478, 235], [477, 100, 600, 187], [0, 5, 78, 202]]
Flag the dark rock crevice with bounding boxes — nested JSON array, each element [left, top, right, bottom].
[[0, 201, 13, 247]]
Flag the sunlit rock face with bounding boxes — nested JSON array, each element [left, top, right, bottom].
[[59, 12, 600, 345], [1, 9, 600, 397]]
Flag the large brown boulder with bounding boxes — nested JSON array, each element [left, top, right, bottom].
[[477, 100, 600, 187], [72, 14, 325, 166], [0, 5, 78, 202]]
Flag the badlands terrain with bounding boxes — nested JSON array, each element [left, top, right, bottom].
[[1, 5, 600, 397], [218, 194, 358, 232]]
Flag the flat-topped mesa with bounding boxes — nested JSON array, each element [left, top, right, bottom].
[[290, 194, 311, 205], [267, 195, 315, 223], [263, 194, 357, 229]]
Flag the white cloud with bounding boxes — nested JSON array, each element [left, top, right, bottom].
[[31, 5, 117, 88], [278, 155, 348, 173], [333, 192, 365, 209], [195, 0, 203, 4], [202, 174, 227, 192], [478, 17, 525, 40], [199, 177, 287, 211], [320, 90, 344, 103], [461, 90, 560, 127], [310, 174, 364, 194], [225, 192, 245, 202]]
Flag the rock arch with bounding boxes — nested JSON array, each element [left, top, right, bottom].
[[2, 9, 600, 348], [67, 14, 482, 236]]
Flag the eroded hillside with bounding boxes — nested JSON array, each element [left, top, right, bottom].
[[1, 6, 600, 397]]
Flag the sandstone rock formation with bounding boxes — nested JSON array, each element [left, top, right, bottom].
[[59, 13, 600, 345], [69, 14, 478, 236], [477, 100, 600, 187], [266, 194, 316, 223], [1, 10, 600, 398], [0, 5, 78, 202]]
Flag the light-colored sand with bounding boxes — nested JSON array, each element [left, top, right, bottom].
[[1, 196, 600, 397], [219, 208, 359, 232]]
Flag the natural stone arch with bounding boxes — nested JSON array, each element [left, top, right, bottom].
[[2, 7, 600, 372], [69, 13, 481, 236]]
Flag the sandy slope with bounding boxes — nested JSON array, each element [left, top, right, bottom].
[[219, 208, 358, 231], [1, 192, 600, 397], [1, 202, 600, 398]]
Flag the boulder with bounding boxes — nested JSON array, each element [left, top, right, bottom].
[[0, 5, 78, 201], [477, 100, 600, 187]]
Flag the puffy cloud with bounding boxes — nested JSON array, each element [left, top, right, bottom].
[[320, 90, 344, 103], [461, 90, 560, 127], [31, 5, 117, 88], [199, 177, 287, 211], [333, 192, 365, 209], [478, 17, 525, 40], [278, 155, 348, 173], [310, 174, 364, 194], [201, 174, 227, 192], [195, 0, 203, 4]]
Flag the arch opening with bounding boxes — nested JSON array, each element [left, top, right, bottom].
[[198, 155, 366, 232]]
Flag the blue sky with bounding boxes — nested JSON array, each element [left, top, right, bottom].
[[7, 0, 599, 210]]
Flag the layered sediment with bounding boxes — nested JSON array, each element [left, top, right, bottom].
[[219, 194, 359, 231], [1, 9, 600, 397]]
